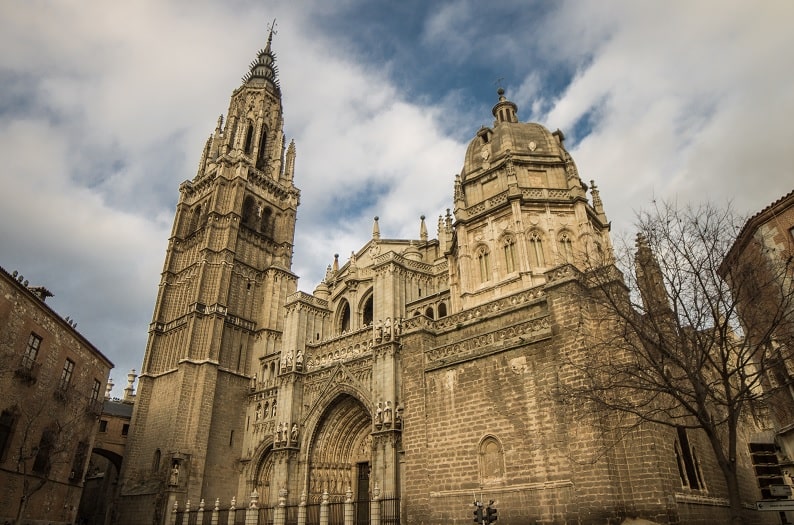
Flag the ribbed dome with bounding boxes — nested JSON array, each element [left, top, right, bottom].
[[461, 90, 565, 180]]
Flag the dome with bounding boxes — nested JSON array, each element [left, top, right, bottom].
[[461, 90, 566, 180]]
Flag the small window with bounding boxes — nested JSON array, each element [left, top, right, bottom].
[[477, 246, 491, 282], [33, 427, 58, 474], [243, 123, 254, 154], [675, 427, 705, 490], [503, 236, 516, 273], [479, 436, 504, 482], [153, 449, 161, 472], [90, 379, 101, 402], [0, 409, 17, 461], [122, 424, 130, 436], [338, 300, 351, 333], [558, 232, 574, 263], [438, 303, 447, 318], [528, 231, 545, 267], [99, 420, 108, 433], [362, 294, 374, 326], [59, 359, 75, 391], [21, 333, 41, 370]]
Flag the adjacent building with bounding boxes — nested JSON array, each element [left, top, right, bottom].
[[116, 33, 774, 524], [0, 266, 113, 524], [722, 190, 794, 495]]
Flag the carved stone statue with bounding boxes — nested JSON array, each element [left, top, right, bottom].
[[295, 350, 304, 370], [277, 422, 285, 444], [375, 319, 383, 342], [169, 463, 180, 486], [375, 402, 383, 429], [384, 401, 393, 427], [290, 423, 299, 443], [384, 317, 392, 340]]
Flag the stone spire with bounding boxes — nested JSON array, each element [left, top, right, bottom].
[[419, 215, 428, 242], [372, 216, 381, 240], [242, 24, 280, 91]]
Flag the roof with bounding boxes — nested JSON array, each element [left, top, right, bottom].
[[103, 399, 134, 418]]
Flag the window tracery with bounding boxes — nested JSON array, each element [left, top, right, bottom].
[[528, 231, 545, 267], [476, 245, 491, 282]]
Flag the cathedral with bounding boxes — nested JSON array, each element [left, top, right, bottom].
[[116, 33, 770, 525]]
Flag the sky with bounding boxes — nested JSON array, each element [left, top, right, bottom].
[[1, 0, 792, 396]]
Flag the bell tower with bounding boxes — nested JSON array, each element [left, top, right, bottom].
[[118, 29, 300, 525]]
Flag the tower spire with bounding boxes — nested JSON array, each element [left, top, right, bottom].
[[242, 21, 280, 90]]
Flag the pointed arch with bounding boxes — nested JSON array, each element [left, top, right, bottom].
[[242, 195, 257, 227], [260, 206, 273, 237], [527, 230, 546, 268], [478, 434, 505, 483], [558, 230, 574, 263], [501, 234, 517, 274], [256, 124, 268, 170], [359, 290, 374, 327], [476, 245, 491, 282], [244, 121, 255, 154], [437, 302, 447, 318], [304, 393, 371, 502], [337, 299, 351, 333]]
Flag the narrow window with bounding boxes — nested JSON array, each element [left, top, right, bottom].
[[153, 449, 161, 472], [21, 333, 41, 370], [229, 429, 234, 447], [339, 301, 351, 332], [425, 307, 435, 319], [675, 427, 704, 490], [362, 295, 374, 326], [477, 247, 491, 282], [528, 232, 545, 267], [256, 125, 268, 169], [558, 232, 574, 262], [260, 207, 273, 236], [242, 196, 256, 227], [0, 410, 16, 461], [122, 424, 130, 436], [59, 359, 75, 391], [99, 420, 108, 433], [503, 237, 516, 273], [90, 379, 101, 402], [33, 427, 58, 474], [243, 123, 254, 154]]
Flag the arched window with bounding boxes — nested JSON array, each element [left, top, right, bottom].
[[528, 231, 545, 267], [242, 196, 257, 227], [260, 207, 273, 237], [243, 122, 255, 154], [189, 205, 202, 233], [558, 232, 574, 263], [502, 236, 516, 273], [361, 294, 374, 326], [438, 302, 447, 318], [425, 307, 435, 319], [256, 125, 268, 170], [152, 449, 161, 472], [478, 436, 504, 482], [338, 300, 351, 333], [476, 246, 491, 282]]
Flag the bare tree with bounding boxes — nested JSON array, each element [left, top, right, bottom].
[[9, 378, 96, 524], [564, 200, 794, 525]]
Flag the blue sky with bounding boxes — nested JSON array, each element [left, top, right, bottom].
[[1, 0, 792, 395]]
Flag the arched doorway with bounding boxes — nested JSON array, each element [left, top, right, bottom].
[[307, 394, 371, 503], [254, 444, 276, 505]]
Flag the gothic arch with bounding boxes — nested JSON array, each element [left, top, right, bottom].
[[478, 434, 505, 484], [475, 244, 491, 283], [359, 290, 374, 327], [302, 392, 372, 503], [336, 299, 351, 333], [251, 443, 276, 504], [499, 233, 517, 274], [557, 230, 575, 264], [527, 230, 546, 268]]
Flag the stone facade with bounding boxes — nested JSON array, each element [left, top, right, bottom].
[[117, 34, 775, 525], [0, 266, 113, 524]]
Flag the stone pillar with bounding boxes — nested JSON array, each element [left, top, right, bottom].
[[297, 491, 307, 525], [344, 487, 354, 525], [211, 498, 220, 525], [274, 488, 287, 525], [246, 490, 259, 525], [227, 496, 237, 525], [197, 499, 205, 525], [319, 490, 329, 525], [169, 500, 178, 525], [370, 484, 381, 525]]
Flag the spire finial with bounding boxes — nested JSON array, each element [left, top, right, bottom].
[[372, 216, 381, 240], [266, 19, 278, 48]]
